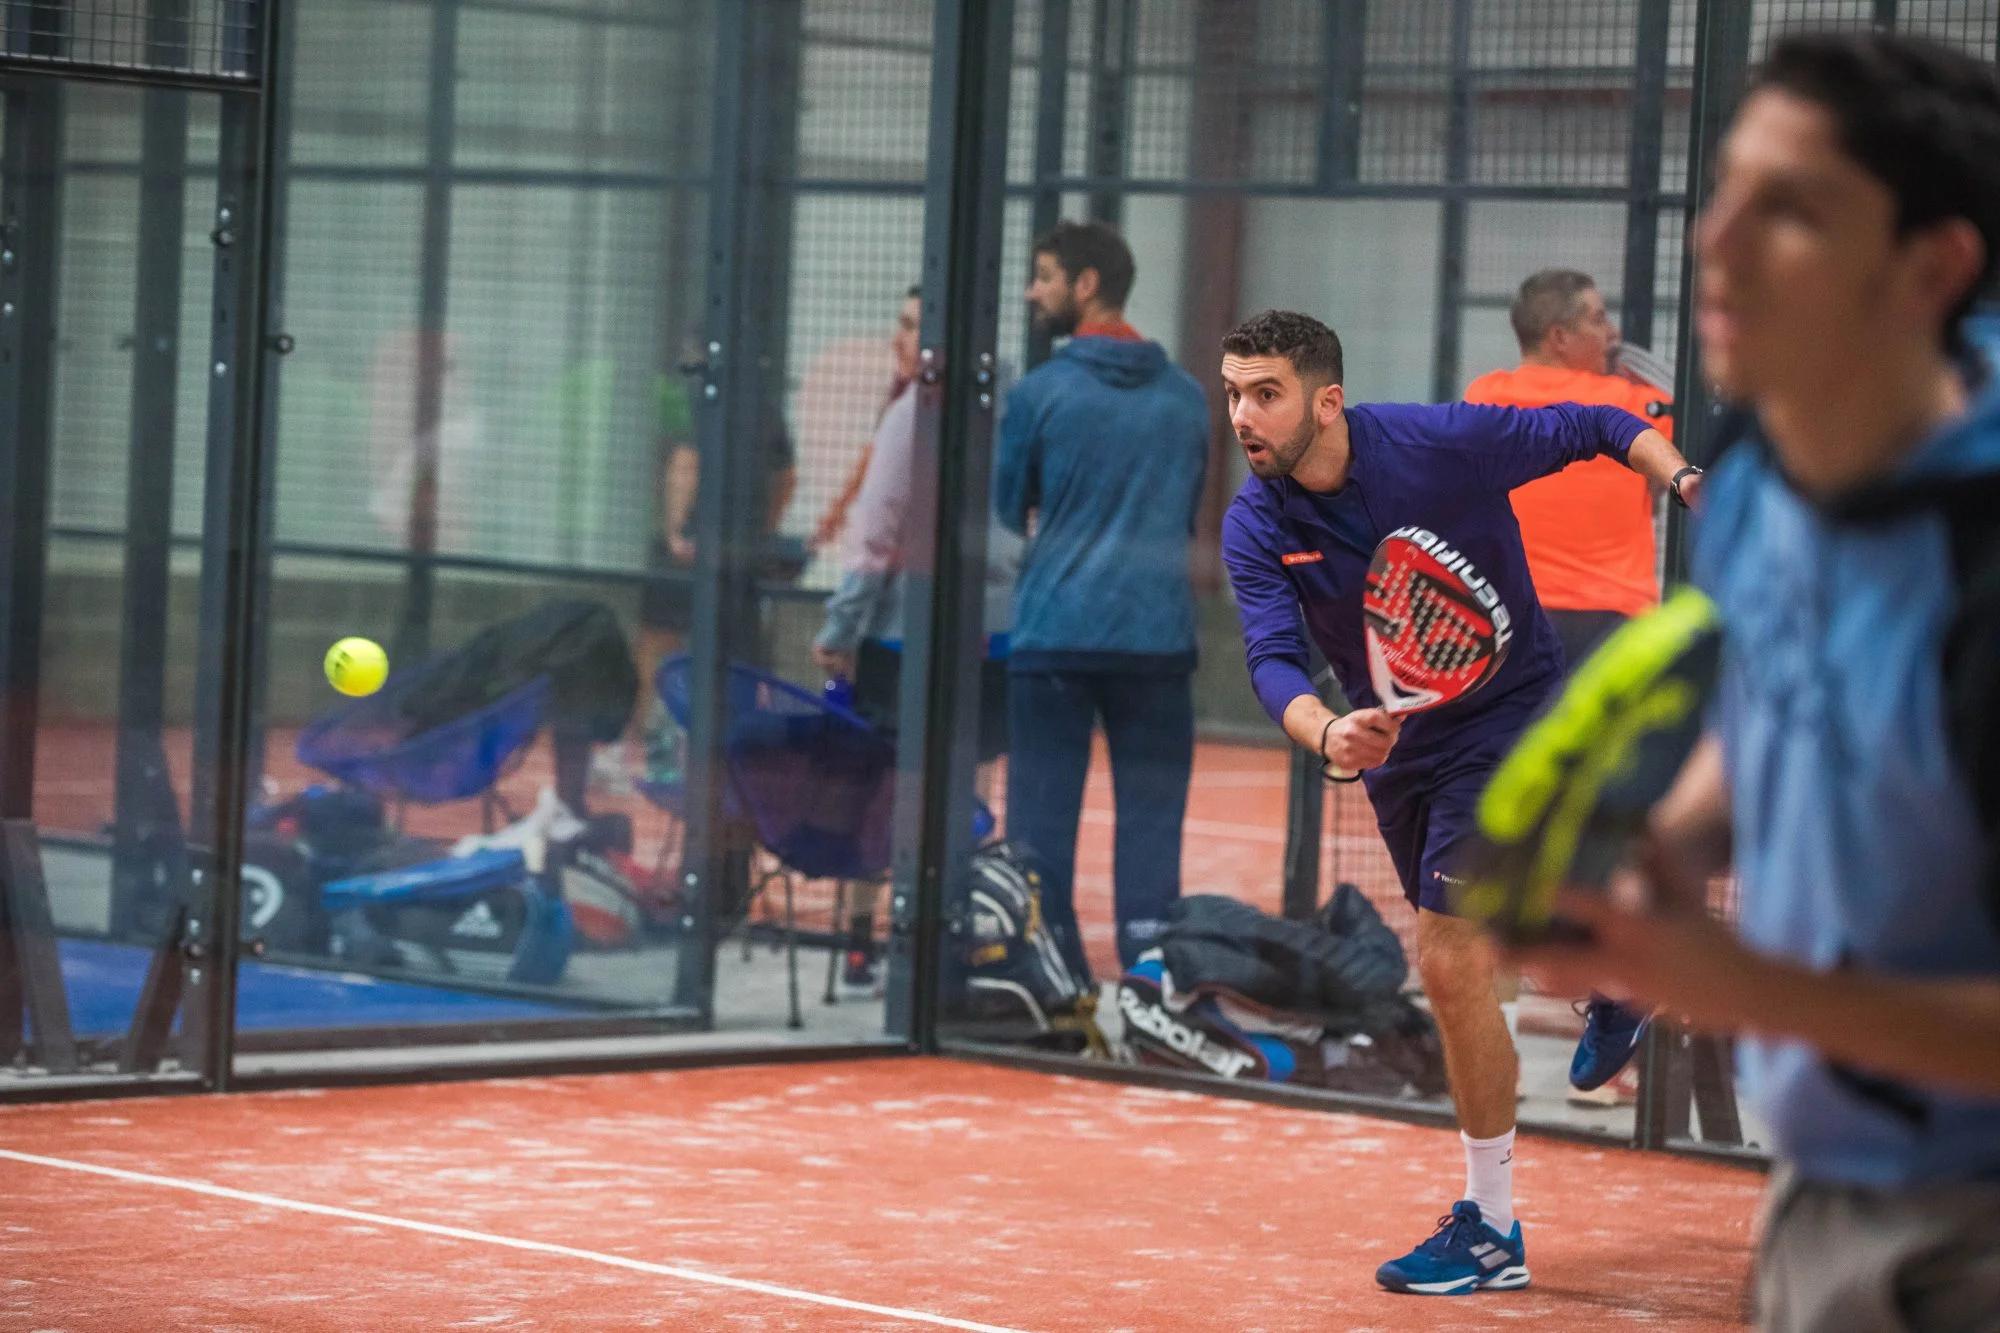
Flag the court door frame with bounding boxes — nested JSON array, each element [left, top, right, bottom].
[[0, 2, 278, 1099]]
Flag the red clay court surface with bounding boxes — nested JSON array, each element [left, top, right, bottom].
[[1, 1058, 1760, 1331]]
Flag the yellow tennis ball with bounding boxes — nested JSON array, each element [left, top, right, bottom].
[[324, 637, 389, 697]]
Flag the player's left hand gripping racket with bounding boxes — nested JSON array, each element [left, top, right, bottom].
[[1324, 527, 1514, 780]]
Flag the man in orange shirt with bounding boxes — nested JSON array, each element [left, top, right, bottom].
[[1463, 268, 1697, 1103], [1464, 269, 1681, 666]]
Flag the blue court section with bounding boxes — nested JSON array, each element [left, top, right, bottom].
[[58, 937, 587, 1038]]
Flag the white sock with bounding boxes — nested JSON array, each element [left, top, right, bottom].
[[1500, 999, 1520, 1046], [1461, 1128, 1517, 1234]]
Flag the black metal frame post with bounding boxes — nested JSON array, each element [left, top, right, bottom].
[[655, 5, 709, 373], [886, 0, 1014, 1049], [1083, 0, 1132, 226], [146, 0, 282, 1089], [1620, 0, 1672, 350], [1280, 649, 1337, 920], [1279, 0, 1370, 923], [238, 0, 296, 797], [109, 0, 195, 943], [1429, 0, 1474, 403], [392, 0, 460, 667], [675, 0, 803, 1019], [1658, 0, 1752, 588], [1315, 0, 1366, 192], [1177, 0, 1249, 601], [0, 77, 60, 827], [0, 818, 75, 1070], [1642, 0, 1753, 1154], [0, 71, 67, 1070], [1279, 755, 1323, 921], [1024, 0, 1070, 371]]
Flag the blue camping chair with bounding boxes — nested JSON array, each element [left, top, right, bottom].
[[297, 665, 551, 820], [646, 656, 898, 1028], [644, 656, 993, 1027]]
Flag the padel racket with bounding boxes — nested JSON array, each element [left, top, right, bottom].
[[1613, 342, 1675, 393], [1452, 587, 1722, 944], [1363, 526, 1514, 715], [1322, 528, 1513, 781]]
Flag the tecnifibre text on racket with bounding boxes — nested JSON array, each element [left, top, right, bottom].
[[1321, 528, 1513, 781], [1451, 587, 1722, 945], [1363, 526, 1514, 715]]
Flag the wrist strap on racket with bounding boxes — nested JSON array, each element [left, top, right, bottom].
[[1318, 715, 1359, 783]]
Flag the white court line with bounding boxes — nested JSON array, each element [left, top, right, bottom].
[[0, 1147, 1034, 1333]]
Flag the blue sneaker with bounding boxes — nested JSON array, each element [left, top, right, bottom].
[[1570, 996, 1650, 1092], [1375, 1200, 1530, 1295]]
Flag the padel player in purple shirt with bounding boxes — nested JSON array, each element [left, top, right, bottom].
[[1216, 309, 1690, 1296]]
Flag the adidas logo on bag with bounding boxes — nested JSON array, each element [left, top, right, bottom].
[[451, 900, 505, 940]]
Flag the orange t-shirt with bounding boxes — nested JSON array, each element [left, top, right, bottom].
[[1462, 363, 1672, 618]]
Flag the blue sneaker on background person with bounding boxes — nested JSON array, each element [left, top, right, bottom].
[[1375, 1200, 1530, 1295], [1570, 995, 1650, 1092]]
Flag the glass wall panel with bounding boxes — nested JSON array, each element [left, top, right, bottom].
[[4, 80, 232, 1093], [233, 0, 948, 1073], [918, 0, 1729, 1148]]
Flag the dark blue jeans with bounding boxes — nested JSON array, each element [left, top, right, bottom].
[[1005, 669, 1194, 980]]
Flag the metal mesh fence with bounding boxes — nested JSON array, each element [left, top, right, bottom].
[[2, 0, 260, 81], [786, 0, 933, 587], [268, 0, 710, 570], [799, 0, 931, 184], [1359, 2, 1454, 186], [41, 85, 221, 544], [265, 0, 934, 592], [1753, 0, 1998, 52]]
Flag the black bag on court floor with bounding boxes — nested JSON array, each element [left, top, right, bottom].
[[1115, 888, 1447, 1098]]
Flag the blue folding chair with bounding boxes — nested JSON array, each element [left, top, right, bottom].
[[297, 664, 551, 820], [645, 657, 897, 1027], [644, 656, 993, 1027]]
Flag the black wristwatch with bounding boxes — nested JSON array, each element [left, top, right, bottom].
[[1669, 464, 1704, 509]]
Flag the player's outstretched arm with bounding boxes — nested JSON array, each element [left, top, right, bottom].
[[1444, 401, 1688, 494], [1623, 427, 1701, 504]]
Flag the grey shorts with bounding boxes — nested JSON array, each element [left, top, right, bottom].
[[1757, 1163, 2000, 1332]]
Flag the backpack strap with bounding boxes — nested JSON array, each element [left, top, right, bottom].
[[1831, 470, 2000, 929]]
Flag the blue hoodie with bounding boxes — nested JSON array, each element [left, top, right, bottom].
[[1692, 330, 2000, 1188], [993, 335, 1210, 670]]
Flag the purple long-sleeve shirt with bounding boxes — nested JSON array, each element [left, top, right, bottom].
[[1221, 400, 1651, 767]]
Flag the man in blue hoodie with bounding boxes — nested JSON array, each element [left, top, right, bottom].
[[1512, 33, 2000, 1330], [994, 220, 1210, 981], [1218, 308, 1693, 1294]]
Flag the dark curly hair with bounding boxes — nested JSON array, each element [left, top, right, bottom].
[[1220, 310, 1345, 386]]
